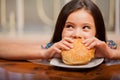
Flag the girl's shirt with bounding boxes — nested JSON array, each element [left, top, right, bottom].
[[45, 42, 53, 49]]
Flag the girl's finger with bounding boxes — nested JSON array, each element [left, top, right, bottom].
[[54, 47, 62, 53], [62, 40, 73, 48], [83, 37, 95, 47], [64, 37, 74, 43], [87, 41, 96, 49], [59, 43, 71, 50]]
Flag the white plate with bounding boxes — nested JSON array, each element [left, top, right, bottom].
[[50, 58, 104, 69], [28, 59, 50, 65]]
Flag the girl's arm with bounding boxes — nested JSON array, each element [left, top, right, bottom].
[[0, 38, 47, 60], [0, 37, 73, 60], [110, 41, 120, 59]]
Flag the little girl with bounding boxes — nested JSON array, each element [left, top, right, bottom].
[[0, 0, 119, 60]]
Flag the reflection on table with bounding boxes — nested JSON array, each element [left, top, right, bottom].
[[0, 59, 120, 80]]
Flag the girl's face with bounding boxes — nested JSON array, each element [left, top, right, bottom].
[[62, 9, 96, 39]]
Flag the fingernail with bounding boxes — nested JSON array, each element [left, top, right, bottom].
[[87, 47, 90, 49], [67, 47, 70, 50]]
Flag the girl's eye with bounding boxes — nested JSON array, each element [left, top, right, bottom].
[[83, 26, 91, 30], [65, 25, 73, 29]]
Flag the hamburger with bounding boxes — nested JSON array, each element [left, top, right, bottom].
[[61, 38, 95, 65]]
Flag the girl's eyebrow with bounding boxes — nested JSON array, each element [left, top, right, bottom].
[[65, 21, 74, 25], [66, 21, 71, 23], [65, 22, 76, 27], [66, 21, 92, 26], [83, 23, 95, 27]]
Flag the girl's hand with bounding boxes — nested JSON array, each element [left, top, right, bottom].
[[45, 37, 74, 59], [82, 37, 113, 58]]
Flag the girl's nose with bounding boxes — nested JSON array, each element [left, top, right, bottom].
[[72, 29, 82, 39]]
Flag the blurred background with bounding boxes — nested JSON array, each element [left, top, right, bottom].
[[0, 0, 120, 43]]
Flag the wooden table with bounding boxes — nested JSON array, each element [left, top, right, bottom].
[[0, 59, 120, 80]]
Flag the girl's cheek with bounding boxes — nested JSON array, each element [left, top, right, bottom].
[[83, 32, 95, 39], [62, 31, 73, 38], [62, 32, 69, 38]]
